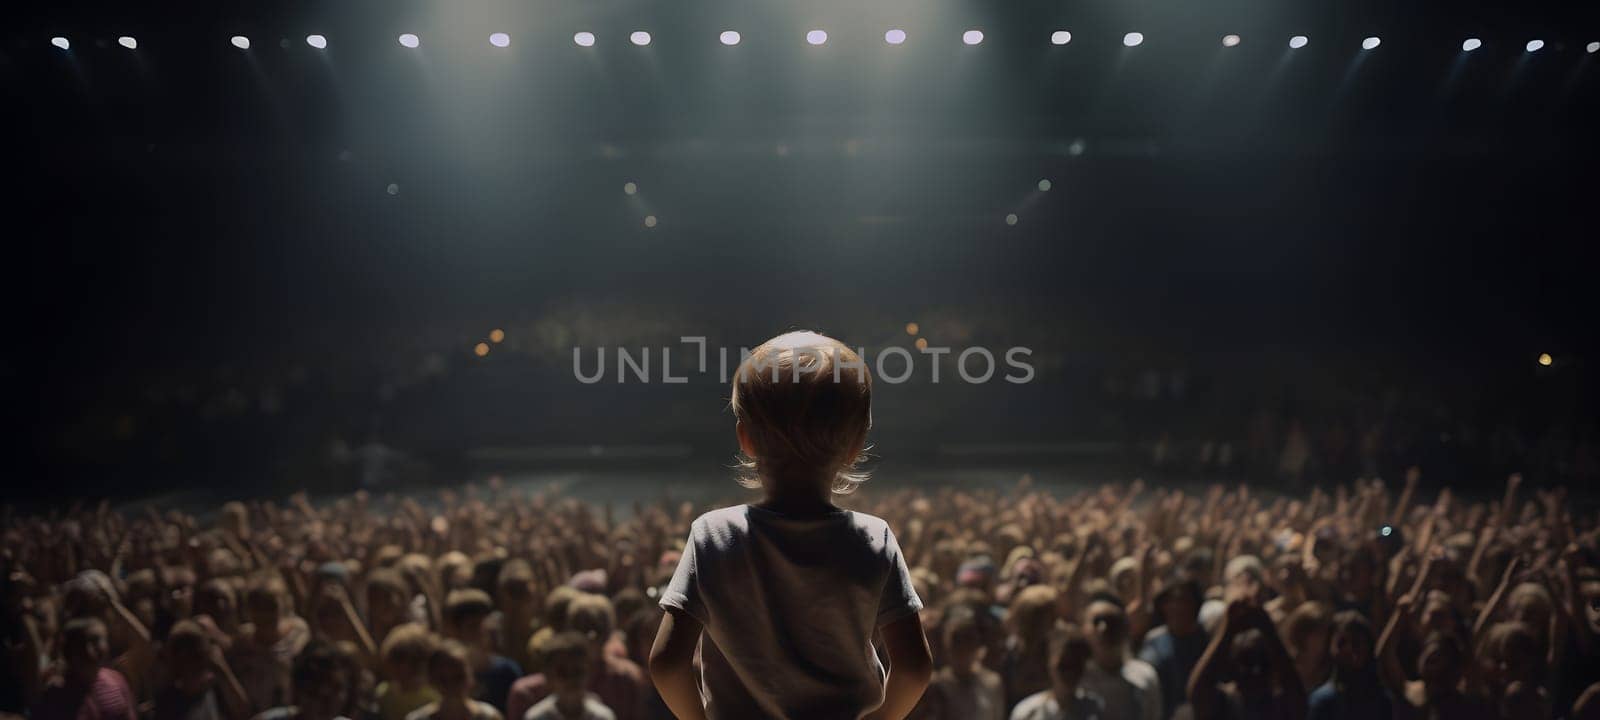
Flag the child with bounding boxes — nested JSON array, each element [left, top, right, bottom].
[[442, 590, 522, 715], [650, 331, 933, 720], [375, 624, 440, 720], [153, 620, 251, 720], [522, 632, 616, 720], [1306, 611, 1391, 720], [1009, 625, 1105, 720], [31, 618, 137, 720], [405, 640, 501, 720]]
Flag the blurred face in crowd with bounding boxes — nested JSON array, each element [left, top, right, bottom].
[[1160, 588, 1200, 635], [1581, 580, 1600, 636], [1329, 623, 1373, 673], [1230, 630, 1272, 695], [1083, 600, 1129, 663], [1417, 636, 1462, 692], [195, 580, 237, 626], [299, 670, 351, 720], [64, 619, 110, 679]]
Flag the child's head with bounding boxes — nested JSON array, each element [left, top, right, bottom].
[[565, 593, 616, 647], [1081, 592, 1130, 659], [1329, 611, 1375, 674], [60, 617, 109, 678], [1007, 584, 1058, 644], [941, 605, 985, 672], [380, 623, 436, 688], [731, 331, 872, 495], [426, 639, 475, 699], [293, 642, 354, 720], [1282, 602, 1332, 662], [1416, 631, 1464, 691], [244, 577, 287, 629], [541, 631, 593, 700], [443, 589, 494, 645], [1048, 625, 1092, 696], [165, 620, 214, 688]]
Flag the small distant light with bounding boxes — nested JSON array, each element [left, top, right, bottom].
[[474, 342, 490, 358], [51, 37, 70, 50], [1362, 36, 1381, 50], [1051, 30, 1072, 46], [1588, 41, 1600, 54], [1538, 353, 1553, 366], [231, 35, 250, 50], [386, 183, 400, 195], [1462, 38, 1481, 52], [720, 30, 741, 46], [306, 34, 327, 49], [905, 322, 920, 336], [1222, 34, 1241, 47], [489, 33, 510, 48], [644, 215, 658, 228], [631, 31, 651, 46], [1289, 35, 1309, 49], [118, 36, 137, 50], [398, 33, 419, 48], [1525, 39, 1544, 53], [1380, 526, 1393, 537], [915, 338, 929, 351], [623, 182, 638, 195], [489, 329, 506, 344], [885, 29, 906, 45], [574, 32, 595, 47], [1004, 213, 1019, 226], [806, 30, 828, 46], [963, 30, 984, 46], [1123, 32, 1144, 47], [1038, 179, 1052, 192]]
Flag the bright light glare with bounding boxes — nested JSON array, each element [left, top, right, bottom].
[[1038, 179, 1052, 192], [398, 33, 419, 48], [231, 36, 250, 50], [489, 33, 510, 48], [1289, 35, 1309, 49], [1588, 42, 1600, 54], [1538, 353, 1554, 366], [644, 215, 658, 228], [623, 182, 638, 195], [1004, 213, 1019, 226], [1222, 34, 1241, 47], [806, 30, 828, 45], [631, 31, 651, 46], [963, 30, 984, 45], [1362, 36, 1381, 50], [885, 29, 906, 45], [1123, 32, 1144, 47], [1525, 39, 1544, 52], [51, 36, 70, 50], [1462, 38, 1481, 52], [574, 32, 595, 47], [720, 30, 741, 46], [116, 36, 136, 49], [306, 34, 327, 49], [1050, 31, 1072, 46]]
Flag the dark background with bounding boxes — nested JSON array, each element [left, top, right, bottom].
[[8, 0, 1599, 502]]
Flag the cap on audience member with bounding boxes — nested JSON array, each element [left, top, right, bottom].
[[957, 557, 997, 588], [569, 569, 608, 594]]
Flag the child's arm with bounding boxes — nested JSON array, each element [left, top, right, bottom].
[[864, 613, 933, 720], [649, 607, 709, 720]]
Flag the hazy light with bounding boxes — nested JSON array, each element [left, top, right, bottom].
[[806, 30, 828, 45], [1462, 38, 1481, 52], [1051, 30, 1072, 46], [905, 322, 920, 336], [914, 338, 929, 351], [306, 34, 327, 49], [1005, 213, 1019, 226], [644, 215, 658, 228], [1123, 32, 1144, 47], [474, 342, 490, 358], [398, 33, 419, 48], [1538, 353, 1553, 366], [1289, 35, 1309, 49], [1222, 34, 1241, 47], [623, 182, 638, 195], [1525, 39, 1544, 53], [117, 36, 137, 49], [231, 35, 250, 50], [489, 33, 510, 48], [574, 32, 595, 47], [1362, 36, 1381, 50], [720, 30, 741, 46], [885, 29, 906, 45], [1589, 42, 1600, 54], [489, 329, 506, 344], [51, 36, 70, 50], [963, 30, 984, 45], [630, 31, 651, 46], [386, 183, 400, 195], [1038, 179, 1052, 192]]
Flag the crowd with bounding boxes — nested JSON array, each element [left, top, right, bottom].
[[1, 470, 1596, 720]]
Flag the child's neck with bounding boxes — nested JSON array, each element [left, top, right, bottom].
[[554, 691, 586, 718], [756, 484, 836, 516], [437, 695, 472, 720]]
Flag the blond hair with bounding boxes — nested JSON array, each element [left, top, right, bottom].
[[731, 331, 872, 494]]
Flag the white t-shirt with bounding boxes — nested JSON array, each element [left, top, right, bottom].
[[1008, 688, 1105, 720], [521, 693, 615, 720], [660, 504, 924, 720], [1079, 659, 1161, 720]]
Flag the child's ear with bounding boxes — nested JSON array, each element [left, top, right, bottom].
[[735, 422, 758, 458]]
